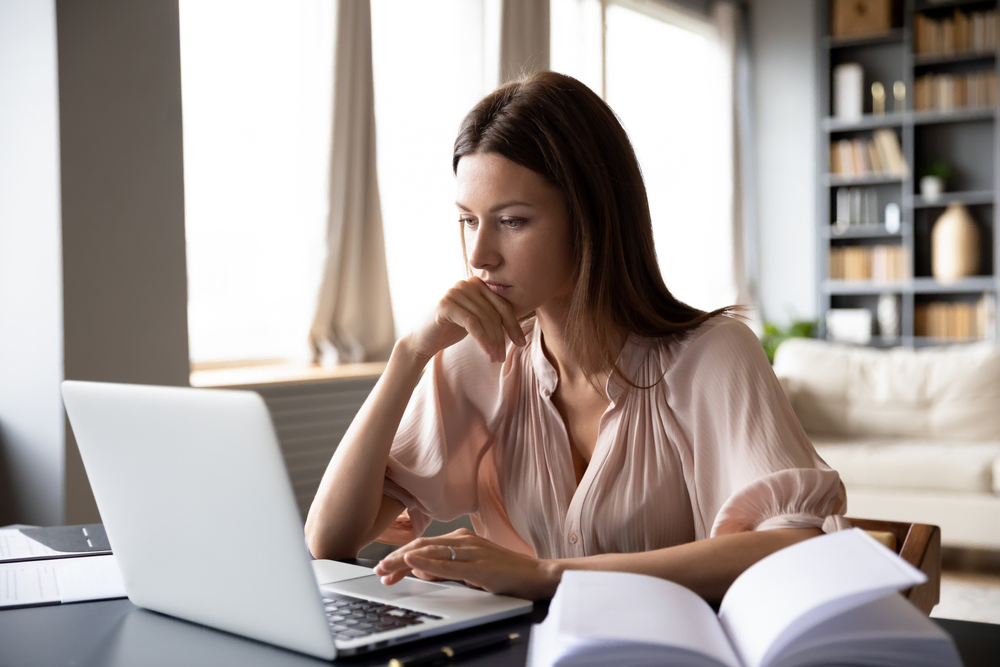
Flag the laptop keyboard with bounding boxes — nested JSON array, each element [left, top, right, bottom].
[[322, 592, 443, 641]]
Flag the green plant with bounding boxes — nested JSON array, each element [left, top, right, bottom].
[[760, 319, 816, 365], [920, 160, 952, 183]]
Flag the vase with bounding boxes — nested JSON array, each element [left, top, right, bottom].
[[931, 202, 979, 282], [877, 293, 900, 339]]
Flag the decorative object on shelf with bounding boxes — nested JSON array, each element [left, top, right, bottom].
[[826, 308, 873, 344], [920, 175, 943, 202], [833, 63, 864, 120], [872, 81, 886, 114], [919, 160, 951, 203], [877, 292, 900, 339], [893, 80, 905, 112], [831, 0, 892, 38], [885, 202, 901, 233], [932, 202, 980, 282], [760, 319, 815, 365]]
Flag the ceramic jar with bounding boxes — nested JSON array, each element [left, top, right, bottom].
[[932, 202, 979, 282], [920, 175, 944, 202]]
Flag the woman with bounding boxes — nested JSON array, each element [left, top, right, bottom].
[[305, 71, 847, 602]]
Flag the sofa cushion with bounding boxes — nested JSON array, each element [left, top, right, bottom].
[[773, 339, 1000, 440], [812, 434, 1000, 494]]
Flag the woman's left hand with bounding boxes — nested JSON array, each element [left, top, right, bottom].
[[372, 528, 559, 600]]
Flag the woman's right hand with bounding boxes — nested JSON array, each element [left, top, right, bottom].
[[405, 277, 527, 365]]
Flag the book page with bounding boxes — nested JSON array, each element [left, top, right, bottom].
[[717, 529, 926, 667], [547, 570, 742, 667], [773, 593, 961, 667]]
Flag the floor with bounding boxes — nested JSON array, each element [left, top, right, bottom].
[[931, 548, 1000, 625]]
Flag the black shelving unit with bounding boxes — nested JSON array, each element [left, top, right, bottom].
[[817, 0, 1000, 346]]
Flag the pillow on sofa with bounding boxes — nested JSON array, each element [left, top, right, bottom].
[[773, 339, 1000, 441]]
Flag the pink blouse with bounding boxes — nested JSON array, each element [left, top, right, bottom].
[[381, 315, 849, 559]]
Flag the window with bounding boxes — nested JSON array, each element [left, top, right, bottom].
[[552, 0, 735, 312], [179, 0, 334, 365]]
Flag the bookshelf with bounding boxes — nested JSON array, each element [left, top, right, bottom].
[[817, 0, 1000, 346]]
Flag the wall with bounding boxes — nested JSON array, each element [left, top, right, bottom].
[[56, 0, 192, 524], [0, 0, 191, 526], [750, 0, 819, 326], [0, 0, 65, 526]]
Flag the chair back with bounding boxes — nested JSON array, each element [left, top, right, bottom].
[[847, 517, 941, 614]]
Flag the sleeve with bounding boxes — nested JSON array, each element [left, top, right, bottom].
[[665, 318, 850, 539], [380, 339, 496, 541]]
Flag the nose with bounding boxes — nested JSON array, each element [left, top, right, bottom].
[[467, 222, 501, 272]]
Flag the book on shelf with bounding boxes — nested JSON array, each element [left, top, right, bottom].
[[829, 245, 908, 281], [829, 129, 906, 179], [526, 529, 961, 667], [914, 70, 998, 112], [915, 8, 998, 55], [915, 293, 997, 340]]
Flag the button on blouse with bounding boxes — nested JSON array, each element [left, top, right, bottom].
[[380, 316, 848, 559]]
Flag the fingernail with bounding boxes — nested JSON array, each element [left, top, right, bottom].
[[381, 575, 392, 585]]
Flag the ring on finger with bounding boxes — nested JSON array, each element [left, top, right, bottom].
[[447, 546, 457, 561]]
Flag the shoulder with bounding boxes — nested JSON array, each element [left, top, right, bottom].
[[663, 314, 762, 359], [657, 314, 769, 378]]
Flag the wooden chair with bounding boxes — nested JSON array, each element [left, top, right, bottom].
[[847, 517, 941, 615]]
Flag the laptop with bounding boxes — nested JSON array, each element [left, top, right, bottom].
[[60, 380, 532, 660]]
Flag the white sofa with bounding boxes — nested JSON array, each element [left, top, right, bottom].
[[773, 338, 1000, 550]]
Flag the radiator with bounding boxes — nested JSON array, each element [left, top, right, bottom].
[[253, 375, 472, 559], [253, 376, 378, 520]]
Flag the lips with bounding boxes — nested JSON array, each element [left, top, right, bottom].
[[483, 280, 511, 294]]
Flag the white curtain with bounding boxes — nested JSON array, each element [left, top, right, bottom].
[[500, 0, 551, 82], [309, 0, 395, 364]]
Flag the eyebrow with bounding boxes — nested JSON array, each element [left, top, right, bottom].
[[455, 200, 533, 213]]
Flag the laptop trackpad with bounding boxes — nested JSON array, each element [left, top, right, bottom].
[[324, 575, 449, 602]]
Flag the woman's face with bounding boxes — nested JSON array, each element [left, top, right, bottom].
[[455, 152, 576, 319]]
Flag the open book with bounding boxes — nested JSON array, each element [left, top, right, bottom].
[[526, 529, 961, 667]]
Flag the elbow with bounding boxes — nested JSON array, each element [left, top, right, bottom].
[[303, 518, 325, 559], [304, 518, 364, 561]]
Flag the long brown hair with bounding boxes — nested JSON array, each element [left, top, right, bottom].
[[453, 71, 736, 388]]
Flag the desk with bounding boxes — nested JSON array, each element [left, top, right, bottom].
[[1, 594, 999, 666]]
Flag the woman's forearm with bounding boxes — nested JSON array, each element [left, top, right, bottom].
[[545, 527, 823, 602], [304, 336, 428, 560]]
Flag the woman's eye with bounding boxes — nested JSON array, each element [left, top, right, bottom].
[[460, 217, 477, 228], [501, 217, 525, 228]]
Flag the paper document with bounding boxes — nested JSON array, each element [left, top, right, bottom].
[[0, 525, 111, 562], [0, 529, 61, 560], [0, 554, 126, 609]]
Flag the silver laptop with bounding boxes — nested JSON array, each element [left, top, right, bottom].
[[61, 380, 532, 660]]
